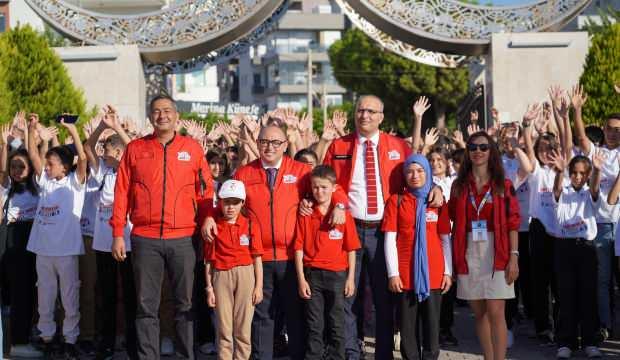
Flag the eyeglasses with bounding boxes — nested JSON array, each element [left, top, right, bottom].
[[467, 143, 491, 152], [257, 139, 286, 148], [356, 108, 382, 115]]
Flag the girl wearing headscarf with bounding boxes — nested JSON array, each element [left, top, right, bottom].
[[382, 154, 453, 360], [448, 132, 520, 360]]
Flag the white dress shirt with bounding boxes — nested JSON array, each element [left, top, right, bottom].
[[348, 132, 384, 221]]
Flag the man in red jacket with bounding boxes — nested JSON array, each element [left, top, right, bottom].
[[111, 94, 213, 360], [204, 125, 347, 359], [323, 95, 442, 360]]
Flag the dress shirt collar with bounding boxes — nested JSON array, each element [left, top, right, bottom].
[[357, 131, 380, 147], [261, 157, 283, 170]]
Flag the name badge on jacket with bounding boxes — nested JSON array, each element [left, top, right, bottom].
[[328, 229, 343, 240], [388, 150, 400, 160], [283, 174, 297, 184]]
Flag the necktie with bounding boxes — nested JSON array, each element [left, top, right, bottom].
[[365, 140, 378, 215], [266, 168, 277, 190]]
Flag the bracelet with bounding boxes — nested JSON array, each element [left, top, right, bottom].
[[205, 286, 213, 291], [510, 250, 519, 257]]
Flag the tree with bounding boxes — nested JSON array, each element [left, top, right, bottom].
[[0, 25, 88, 128], [579, 23, 620, 125], [328, 28, 469, 133]]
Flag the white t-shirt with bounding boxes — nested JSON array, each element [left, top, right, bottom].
[[91, 161, 131, 252], [528, 161, 566, 236], [27, 171, 86, 256], [80, 171, 99, 237], [502, 155, 520, 185], [555, 184, 598, 241], [433, 175, 455, 201], [586, 145, 620, 224], [0, 180, 39, 222]]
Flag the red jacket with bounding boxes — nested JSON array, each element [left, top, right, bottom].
[[111, 134, 213, 239], [204, 213, 263, 271], [448, 178, 521, 275], [233, 157, 312, 262], [323, 132, 412, 204]]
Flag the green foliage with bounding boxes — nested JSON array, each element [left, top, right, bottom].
[[0, 25, 90, 134], [579, 23, 620, 125], [583, 6, 620, 35], [328, 29, 469, 133]]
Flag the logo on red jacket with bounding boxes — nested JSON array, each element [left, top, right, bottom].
[[388, 150, 400, 160], [240, 234, 250, 246], [328, 229, 343, 240], [177, 151, 191, 161], [283, 174, 297, 184]]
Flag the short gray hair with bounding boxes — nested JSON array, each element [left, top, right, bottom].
[[355, 95, 384, 112]]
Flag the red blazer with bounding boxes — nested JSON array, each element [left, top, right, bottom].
[[323, 132, 412, 204], [111, 134, 213, 239], [448, 178, 521, 275]]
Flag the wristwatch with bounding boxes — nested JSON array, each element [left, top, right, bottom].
[[510, 250, 520, 257], [335, 203, 346, 210]]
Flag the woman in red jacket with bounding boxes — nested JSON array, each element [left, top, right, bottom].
[[448, 131, 520, 360]]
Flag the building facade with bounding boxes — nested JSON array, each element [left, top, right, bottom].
[[219, 0, 349, 111]]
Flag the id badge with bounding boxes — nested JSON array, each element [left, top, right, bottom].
[[471, 220, 488, 242]]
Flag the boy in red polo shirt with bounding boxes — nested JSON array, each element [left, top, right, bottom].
[[294, 165, 360, 360], [205, 180, 263, 360]]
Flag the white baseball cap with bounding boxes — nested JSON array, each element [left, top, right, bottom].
[[218, 179, 246, 200]]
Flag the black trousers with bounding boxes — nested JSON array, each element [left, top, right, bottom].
[[304, 268, 346, 360], [131, 236, 196, 360], [251, 260, 305, 360], [400, 290, 442, 360], [0, 221, 36, 345], [439, 284, 455, 331], [95, 250, 137, 358], [529, 219, 558, 333], [505, 231, 534, 329], [193, 259, 215, 345], [554, 238, 599, 349]]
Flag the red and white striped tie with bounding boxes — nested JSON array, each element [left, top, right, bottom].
[[365, 140, 378, 215]]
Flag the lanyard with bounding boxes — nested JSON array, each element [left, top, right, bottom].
[[469, 186, 491, 220]]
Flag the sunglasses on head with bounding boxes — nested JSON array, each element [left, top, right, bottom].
[[467, 143, 490, 152]]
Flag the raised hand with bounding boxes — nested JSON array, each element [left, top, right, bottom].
[[570, 84, 588, 110], [298, 112, 313, 133], [467, 123, 481, 136], [592, 149, 606, 171], [412, 96, 431, 119], [242, 116, 260, 140], [423, 127, 439, 148], [522, 103, 542, 126], [283, 108, 300, 129], [102, 105, 122, 130], [451, 129, 465, 149], [548, 85, 564, 108], [548, 149, 566, 173], [615, 83, 620, 94], [38, 126, 59, 142], [557, 96, 570, 119], [230, 114, 244, 128], [0, 124, 11, 145], [332, 110, 347, 133], [321, 120, 338, 141], [27, 113, 40, 129], [13, 111, 27, 133]]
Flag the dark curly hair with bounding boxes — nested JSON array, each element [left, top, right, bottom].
[[452, 131, 505, 197]]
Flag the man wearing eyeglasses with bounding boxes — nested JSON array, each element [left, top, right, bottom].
[[323, 95, 443, 360], [203, 124, 347, 359]]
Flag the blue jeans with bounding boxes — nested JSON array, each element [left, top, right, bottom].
[[344, 224, 394, 360], [594, 223, 615, 329]]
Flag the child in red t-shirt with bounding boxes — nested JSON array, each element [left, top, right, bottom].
[[205, 179, 263, 360], [294, 165, 360, 360], [382, 154, 453, 360]]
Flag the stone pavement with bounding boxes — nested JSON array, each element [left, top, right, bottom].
[[185, 303, 620, 360]]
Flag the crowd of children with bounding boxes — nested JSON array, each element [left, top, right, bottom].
[[0, 82, 617, 360]]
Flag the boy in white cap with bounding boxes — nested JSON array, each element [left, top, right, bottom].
[[205, 179, 263, 360]]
